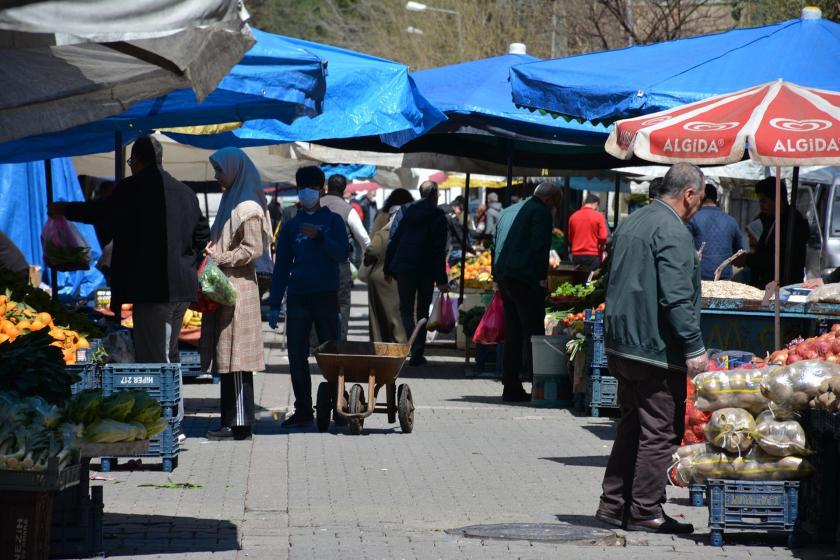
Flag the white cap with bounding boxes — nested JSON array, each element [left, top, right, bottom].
[[801, 6, 822, 19], [508, 43, 527, 55]]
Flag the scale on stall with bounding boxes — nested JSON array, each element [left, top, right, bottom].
[[781, 286, 812, 303]]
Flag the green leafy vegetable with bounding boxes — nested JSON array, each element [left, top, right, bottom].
[[199, 259, 236, 306]]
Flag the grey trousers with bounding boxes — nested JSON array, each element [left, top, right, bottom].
[[338, 261, 353, 342], [132, 302, 189, 422]]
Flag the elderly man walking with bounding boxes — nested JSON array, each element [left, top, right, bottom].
[[596, 163, 708, 534], [493, 182, 563, 402]]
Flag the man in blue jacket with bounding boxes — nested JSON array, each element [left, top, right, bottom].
[[268, 166, 350, 428]]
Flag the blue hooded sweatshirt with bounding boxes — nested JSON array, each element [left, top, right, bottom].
[[269, 206, 350, 307]]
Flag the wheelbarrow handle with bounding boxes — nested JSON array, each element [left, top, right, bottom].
[[407, 318, 428, 351]]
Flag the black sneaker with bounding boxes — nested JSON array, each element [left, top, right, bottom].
[[207, 426, 234, 440], [281, 412, 314, 429], [232, 427, 253, 441], [502, 386, 531, 402], [409, 356, 428, 367]]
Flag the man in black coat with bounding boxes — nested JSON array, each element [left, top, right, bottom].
[[384, 180, 449, 366], [50, 135, 209, 363]]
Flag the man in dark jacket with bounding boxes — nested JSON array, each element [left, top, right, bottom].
[[597, 163, 708, 535], [493, 182, 563, 401], [50, 135, 209, 363], [385, 180, 448, 366]]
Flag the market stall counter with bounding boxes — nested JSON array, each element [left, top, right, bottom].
[[701, 298, 840, 358]]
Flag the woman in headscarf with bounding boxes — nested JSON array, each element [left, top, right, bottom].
[[363, 188, 413, 342], [202, 148, 273, 441]]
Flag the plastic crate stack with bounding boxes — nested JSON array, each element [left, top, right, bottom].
[[706, 479, 800, 548], [584, 309, 618, 417], [100, 363, 181, 472], [68, 339, 102, 395], [180, 349, 219, 383], [50, 458, 104, 558]]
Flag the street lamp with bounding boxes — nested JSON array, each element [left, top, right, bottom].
[[404, 1, 463, 61]]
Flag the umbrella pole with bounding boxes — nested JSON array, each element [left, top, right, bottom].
[[114, 131, 125, 182], [783, 167, 800, 283], [458, 173, 471, 306], [774, 169, 782, 350], [612, 174, 620, 229], [44, 159, 58, 302], [505, 140, 513, 208]]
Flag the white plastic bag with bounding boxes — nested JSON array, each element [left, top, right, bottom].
[[41, 216, 92, 271]]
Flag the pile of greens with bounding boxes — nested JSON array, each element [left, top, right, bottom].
[[0, 392, 81, 471], [551, 282, 595, 299], [0, 330, 78, 404], [66, 389, 167, 443], [43, 241, 91, 271]]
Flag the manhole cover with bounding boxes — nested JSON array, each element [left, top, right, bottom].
[[447, 522, 624, 546]]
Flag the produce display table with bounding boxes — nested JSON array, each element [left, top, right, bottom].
[[701, 298, 840, 357]]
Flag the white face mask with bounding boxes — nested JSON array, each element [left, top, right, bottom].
[[298, 188, 320, 210]]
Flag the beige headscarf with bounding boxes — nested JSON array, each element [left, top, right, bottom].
[[209, 148, 273, 267]]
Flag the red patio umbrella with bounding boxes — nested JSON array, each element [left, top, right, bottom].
[[605, 79, 840, 347]]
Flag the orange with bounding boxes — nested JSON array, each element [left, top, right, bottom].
[[16, 319, 31, 331], [77, 337, 90, 349], [29, 321, 45, 331], [35, 312, 52, 325], [0, 334, 8, 344]]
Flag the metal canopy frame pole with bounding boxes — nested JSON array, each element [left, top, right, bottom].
[[783, 167, 800, 283], [115, 130, 125, 182], [458, 172, 471, 306], [44, 159, 57, 301], [774, 168, 782, 350], [612, 174, 620, 229], [504, 139, 513, 208]]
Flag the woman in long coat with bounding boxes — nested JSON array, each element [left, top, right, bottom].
[[202, 148, 273, 441], [365, 189, 413, 343]]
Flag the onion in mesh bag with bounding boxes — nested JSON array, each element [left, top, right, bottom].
[[693, 368, 770, 414], [754, 410, 810, 457], [760, 360, 840, 417], [704, 408, 757, 453]]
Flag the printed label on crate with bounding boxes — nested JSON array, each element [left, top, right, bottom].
[[119, 375, 156, 385], [725, 494, 783, 508]]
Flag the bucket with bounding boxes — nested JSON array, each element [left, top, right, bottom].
[[530, 335, 572, 406]]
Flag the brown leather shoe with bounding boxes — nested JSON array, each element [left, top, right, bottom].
[[627, 514, 693, 534], [594, 509, 625, 529]]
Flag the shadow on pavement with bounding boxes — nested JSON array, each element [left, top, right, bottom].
[[581, 423, 617, 440], [446, 395, 536, 407], [540, 455, 609, 468], [104, 513, 239, 555]]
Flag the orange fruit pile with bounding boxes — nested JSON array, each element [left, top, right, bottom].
[[0, 294, 89, 364]]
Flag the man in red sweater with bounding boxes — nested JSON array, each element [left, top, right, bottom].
[[568, 194, 608, 271]]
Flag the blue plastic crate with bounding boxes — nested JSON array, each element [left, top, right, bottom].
[[102, 363, 180, 402], [689, 483, 706, 506], [707, 479, 799, 548], [68, 363, 100, 395], [179, 350, 204, 377], [586, 374, 618, 417], [73, 338, 102, 365], [100, 419, 180, 473]]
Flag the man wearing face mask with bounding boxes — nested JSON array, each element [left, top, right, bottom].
[[49, 135, 209, 363], [596, 163, 707, 535], [493, 182, 563, 402], [268, 166, 350, 429]]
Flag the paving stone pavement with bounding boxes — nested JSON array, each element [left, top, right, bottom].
[[93, 287, 837, 559]]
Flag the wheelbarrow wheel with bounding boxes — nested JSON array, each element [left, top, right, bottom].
[[315, 382, 331, 433], [397, 383, 414, 433], [347, 384, 364, 435]]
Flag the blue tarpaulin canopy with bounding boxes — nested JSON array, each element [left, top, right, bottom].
[[320, 164, 376, 181], [165, 36, 446, 150], [0, 158, 104, 298], [0, 29, 327, 163], [411, 48, 609, 145], [510, 10, 840, 122]]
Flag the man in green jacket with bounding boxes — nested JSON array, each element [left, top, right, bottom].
[[493, 182, 563, 401], [596, 163, 708, 534]]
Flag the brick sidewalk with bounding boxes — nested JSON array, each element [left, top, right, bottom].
[[96, 287, 835, 560]]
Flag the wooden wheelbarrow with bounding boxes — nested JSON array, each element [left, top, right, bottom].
[[312, 319, 426, 435]]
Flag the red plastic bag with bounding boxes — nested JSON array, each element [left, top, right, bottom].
[[472, 292, 505, 345], [41, 216, 92, 271], [438, 293, 456, 334], [682, 375, 711, 445], [190, 257, 221, 314]]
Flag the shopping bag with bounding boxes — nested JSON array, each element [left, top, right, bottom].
[[199, 257, 237, 306], [426, 291, 442, 331], [438, 293, 456, 334], [41, 216, 92, 271], [472, 291, 505, 345], [190, 257, 221, 313]]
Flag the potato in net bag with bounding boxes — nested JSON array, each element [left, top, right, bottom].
[[681, 447, 813, 483], [760, 360, 840, 417], [704, 408, 758, 454], [754, 410, 810, 457], [693, 367, 771, 414]]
